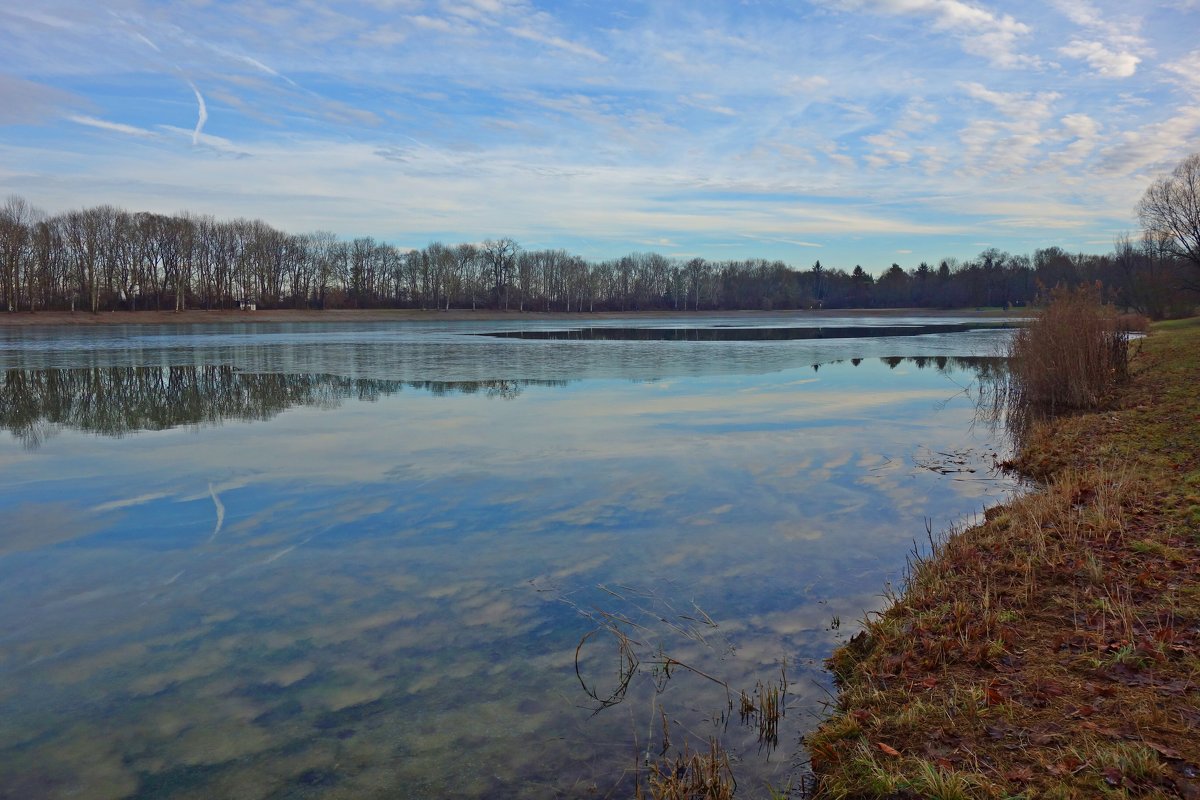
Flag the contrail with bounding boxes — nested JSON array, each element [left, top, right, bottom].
[[207, 482, 225, 542], [187, 80, 208, 145], [263, 534, 316, 564], [238, 54, 298, 87], [134, 32, 160, 52]]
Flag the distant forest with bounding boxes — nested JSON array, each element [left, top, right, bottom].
[[0, 196, 1195, 318]]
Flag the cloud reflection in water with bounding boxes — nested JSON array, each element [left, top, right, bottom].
[[0, 327, 1018, 798]]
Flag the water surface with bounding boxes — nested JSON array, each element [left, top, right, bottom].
[[0, 316, 1018, 799]]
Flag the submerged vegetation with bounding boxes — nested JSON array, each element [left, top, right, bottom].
[[559, 581, 794, 797], [807, 312, 1200, 798]]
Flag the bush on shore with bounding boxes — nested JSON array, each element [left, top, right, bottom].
[[1011, 284, 1132, 415], [981, 285, 1139, 444]]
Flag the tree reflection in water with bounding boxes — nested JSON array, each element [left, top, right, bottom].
[[0, 356, 1004, 449], [0, 366, 565, 448]]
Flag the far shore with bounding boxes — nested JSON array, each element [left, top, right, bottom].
[[0, 307, 1026, 328]]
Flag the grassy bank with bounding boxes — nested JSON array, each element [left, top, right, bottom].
[[806, 318, 1200, 799]]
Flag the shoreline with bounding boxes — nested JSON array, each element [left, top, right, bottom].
[[0, 307, 1023, 328], [806, 318, 1200, 798]]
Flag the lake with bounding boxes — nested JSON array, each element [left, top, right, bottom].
[[0, 314, 1019, 799]]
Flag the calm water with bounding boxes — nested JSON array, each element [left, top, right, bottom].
[[0, 315, 1018, 799]]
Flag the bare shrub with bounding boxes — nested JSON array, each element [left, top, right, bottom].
[[1113, 312, 1151, 333], [982, 285, 1132, 440]]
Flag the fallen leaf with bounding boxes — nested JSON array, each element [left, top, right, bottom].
[[877, 742, 901, 757], [1172, 777, 1200, 800], [1147, 741, 1184, 760], [1005, 766, 1034, 782], [1047, 756, 1084, 776], [1029, 730, 1065, 745]]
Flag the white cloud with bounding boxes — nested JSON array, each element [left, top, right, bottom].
[[1059, 39, 1140, 78], [860, 97, 940, 171], [862, 133, 912, 168], [1096, 104, 1200, 176], [409, 14, 460, 33], [824, 0, 1037, 67], [960, 81, 1059, 119], [358, 26, 409, 46], [956, 83, 1062, 174], [1162, 50, 1200, 89], [0, 7, 75, 31], [679, 93, 737, 116], [1051, 0, 1147, 78], [896, 98, 939, 132], [0, 75, 81, 124], [1060, 114, 1099, 139], [779, 75, 830, 95], [1057, 113, 1100, 165], [2, 0, 1197, 264]]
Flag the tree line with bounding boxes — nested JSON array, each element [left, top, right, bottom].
[[0, 187, 1195, 318]]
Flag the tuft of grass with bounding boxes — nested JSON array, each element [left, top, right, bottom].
[[639, 738, 735, 800], [737, 676, 785, 748], [904, 760, 1000, 800], [809, 741, 900, 800]]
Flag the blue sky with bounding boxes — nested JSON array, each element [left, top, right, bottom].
[[1, 0, 1198, 272]]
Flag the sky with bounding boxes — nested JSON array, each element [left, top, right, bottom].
[[1, 0, 1198, 272]]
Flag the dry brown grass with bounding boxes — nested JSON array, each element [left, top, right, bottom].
[[1115, 312, 1153, 333], [1001, 284, 1132, 424], [638, 739, 736, 800], [808, 317, 1200, 799]]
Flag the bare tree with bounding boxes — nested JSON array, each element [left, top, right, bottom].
[[30, 217, 65, 310], [0, 196, 35, 311], [482, 238, 518, 310], [455, 243, 482, 309], [1138, 152, 1200, 289], [62, 208, 106, 312]]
